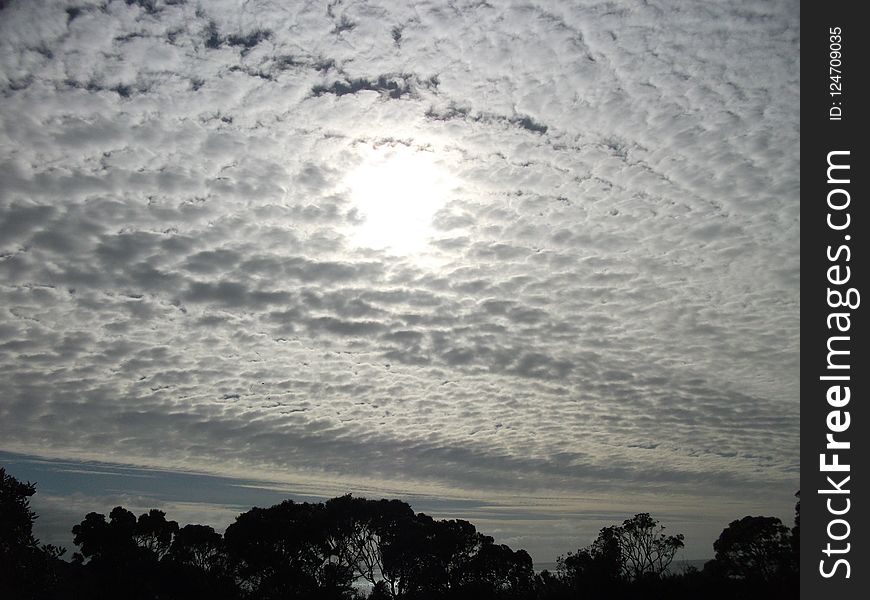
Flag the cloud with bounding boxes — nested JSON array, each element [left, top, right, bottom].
[[1, 0, 798, 561]]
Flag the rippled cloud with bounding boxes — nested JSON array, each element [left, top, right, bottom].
[[1, 0, 799, 560]]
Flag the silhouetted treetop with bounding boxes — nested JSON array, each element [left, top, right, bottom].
[[1, 467, 65, 599], [0, 467, 800, 600], [709, 515, 794, 582], [617, 513, 684, 580]]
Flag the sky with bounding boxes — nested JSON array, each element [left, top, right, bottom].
[[0, 0, 799, 562]]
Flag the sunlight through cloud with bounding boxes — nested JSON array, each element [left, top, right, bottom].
[[345, 145, 456, 255]]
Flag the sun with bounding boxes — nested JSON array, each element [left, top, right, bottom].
[[344, 145, 455, 255]]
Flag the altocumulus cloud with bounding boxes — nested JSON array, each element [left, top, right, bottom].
[[0, 0, 798, 560]]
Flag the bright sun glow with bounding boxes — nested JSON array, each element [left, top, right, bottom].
[[345, 146, 455, 255]]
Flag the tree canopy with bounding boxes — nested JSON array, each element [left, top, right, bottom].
[[709, 515, 794, 581], [1, 467, 64, 598], [0, 465, 800, 600]]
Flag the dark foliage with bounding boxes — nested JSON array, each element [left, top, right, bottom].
[[1, 467, 65, 599], [710, 515, 793, 580], [0, 465, 799, 600]]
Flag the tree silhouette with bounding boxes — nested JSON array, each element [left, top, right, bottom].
[[459, 541, 534, 598], [790, 491, 799, 567], [163, 523, 238, 599], [0, 467, 804, 600], [427, 517, 488, 593], [710, 515, 793, 582], [554, 512, 683, 600], [378, 510, 438, 598], [1, 467, 42, 563], [559, 513, 683, 588], [224, 499, 355, 599], [169, 523, 226, 572], [0, 467, 65, 598], [557, 524, 623, 591], [72, 506, 174, 563], [615, 513, 684, 580], [322, 495, 416, 595], [134, 509, 178, 559]]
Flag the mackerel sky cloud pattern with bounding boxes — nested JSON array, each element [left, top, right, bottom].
[[0, 0, 799, 560]]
